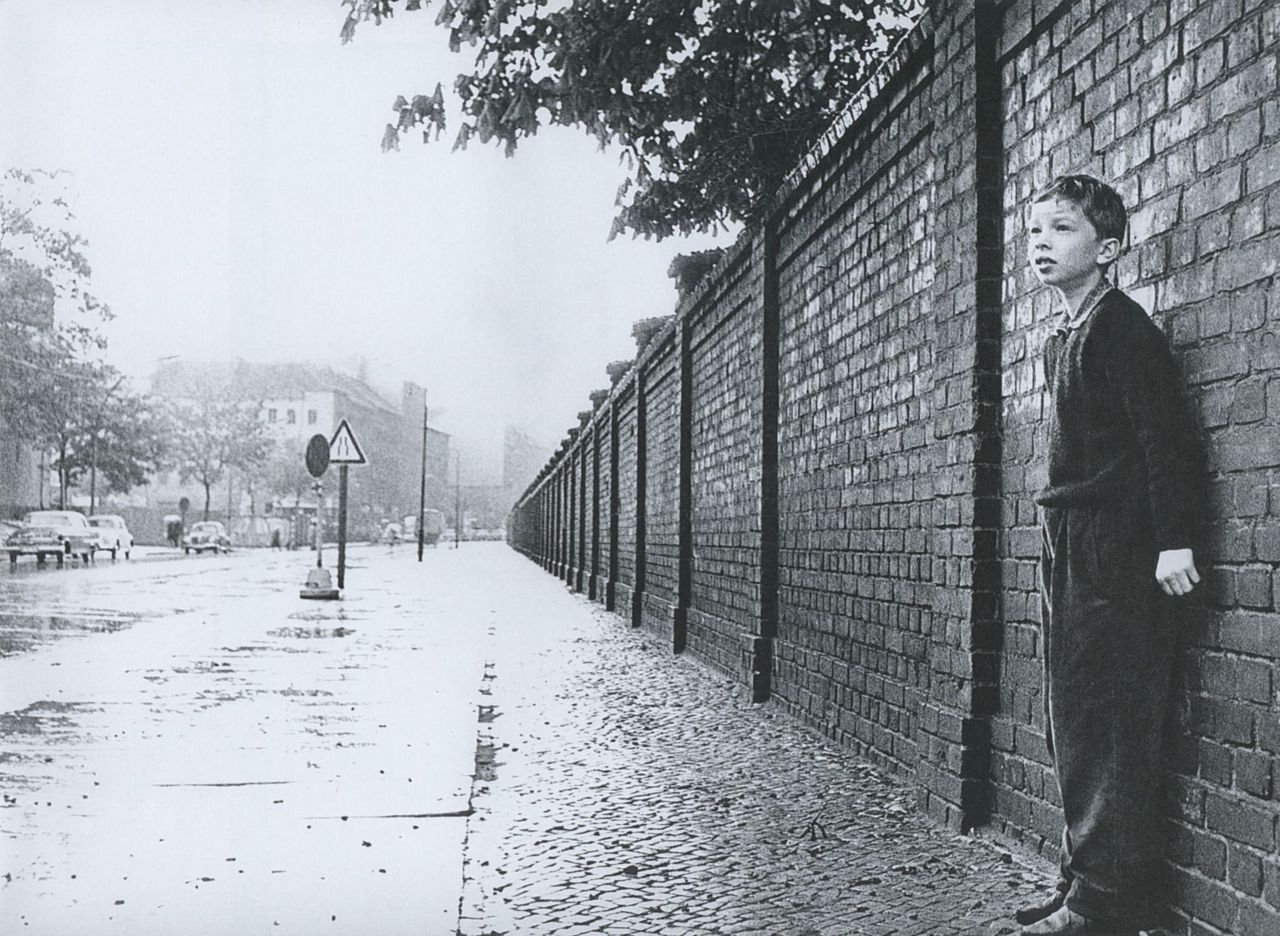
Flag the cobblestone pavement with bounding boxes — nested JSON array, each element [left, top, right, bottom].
[[457, 564, 1058, 936]]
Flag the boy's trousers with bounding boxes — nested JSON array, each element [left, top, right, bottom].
[[1040, 500, 1175, 926]]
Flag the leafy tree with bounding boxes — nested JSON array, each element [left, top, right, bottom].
[[256, 441, 315, 515], [169, 393, 272, 520], [86, 388, 170, 507], [341, 0, 924, 239], [1, 167, 120, 508], [30, 356, 100, 509], [0, 168, 109, 348], [19, 362, 168, 510]]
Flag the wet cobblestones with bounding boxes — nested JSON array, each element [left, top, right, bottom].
[[458, 592, 1057, 935]]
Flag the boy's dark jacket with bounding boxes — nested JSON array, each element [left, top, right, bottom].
[[1036, 287, 1202, 553]]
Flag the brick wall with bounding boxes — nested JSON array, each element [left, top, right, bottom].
[[638, 338, 682, 638], [771, 30, 936, 780], [688, 249, 767, 681], [510, 1, 1279, 931], [593, 404, 613, 605], [991, 3, 1280, 934], [611, 385, 639, 620]]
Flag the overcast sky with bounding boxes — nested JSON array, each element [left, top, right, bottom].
[[0, 0, 731, 480]]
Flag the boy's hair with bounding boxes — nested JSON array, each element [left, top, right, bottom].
[[1032, 174, 1128, 243]]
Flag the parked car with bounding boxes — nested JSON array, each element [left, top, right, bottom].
[[183, 520, 231, 555], [422, 509, 445, 546], [7, 511, 98, 565], [0, 519, 24, 547], [88, 514, 134, 560]]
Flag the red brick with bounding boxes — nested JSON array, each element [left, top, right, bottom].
[[1183, 0, 1247, 53], [1229, 844, 1266, 895], [1246, 139, 1280, 192], [1208, 56, 1278, 120], [1236, 659, 1274, 704], [1185, 165, 1243, 220], [1174, 865, 1243, 930], [1193, 830, 1228, 879], [1206, 791, 1276, 848], [1235, 750, 1274, 798], [1238, 901, 1280, 936], [1155, 100, 1212, 151]]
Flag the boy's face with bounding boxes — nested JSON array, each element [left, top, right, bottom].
[[1027, 197, 1119, 294]]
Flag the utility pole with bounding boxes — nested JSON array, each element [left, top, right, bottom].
[[417, 391, 428, 562], [454, 452, 461, 549]]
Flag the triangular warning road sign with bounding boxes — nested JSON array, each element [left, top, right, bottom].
[[329, 419, 367, 465]]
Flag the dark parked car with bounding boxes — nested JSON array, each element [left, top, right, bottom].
[[183, 520, 231, 555], [0, 519, 24, 546], [7, 511, 98, 565]]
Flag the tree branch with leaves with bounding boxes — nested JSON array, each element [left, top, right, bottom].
[[341, 0, 925, 240], [168, 393, 272, 520]]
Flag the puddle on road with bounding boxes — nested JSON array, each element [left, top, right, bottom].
[[287, 609, 367, 622], [0, 611, 141, 657], [267, 626, 355, 639], [275, 687, 334, 697], [0, 700, 92, 738]]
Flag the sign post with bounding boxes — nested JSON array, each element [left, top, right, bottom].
[[337, 466, 348, 588], [327, 419, 367, 592], [311, 479, 324, 568], [300, 434, 339, 600], [417, 396, 428, 562]]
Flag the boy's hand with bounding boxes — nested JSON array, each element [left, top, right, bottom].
[[1156, 549, 1199, 596]]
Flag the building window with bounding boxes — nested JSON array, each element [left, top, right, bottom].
[[287, 409, 296, 424], [268, 408, 278, 423], [307, 409, 317, 425]]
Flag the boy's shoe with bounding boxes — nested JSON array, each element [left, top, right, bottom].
[[1021, 906, 1138, 936], [1015, 892, 1065, 925]]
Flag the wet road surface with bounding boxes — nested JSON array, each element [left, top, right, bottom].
[[0, 544, 489, 935]]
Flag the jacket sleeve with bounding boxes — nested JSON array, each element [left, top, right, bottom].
[[1099, 300, 1203, 552]]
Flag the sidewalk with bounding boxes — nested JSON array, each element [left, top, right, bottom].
[[458, 552, 1057, 936]]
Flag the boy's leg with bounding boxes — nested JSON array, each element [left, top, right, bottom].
[[1021, 509, 1073, 926], [1044, 501, 1174, 928]]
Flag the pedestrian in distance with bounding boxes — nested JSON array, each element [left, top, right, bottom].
[[1019, 175, 1204, 936]]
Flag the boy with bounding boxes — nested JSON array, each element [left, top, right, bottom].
[[1019, 175, 1202, 936]]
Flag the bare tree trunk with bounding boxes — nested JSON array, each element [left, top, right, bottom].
[[203, 481, 212, 521], [58, 442, 68, 509]]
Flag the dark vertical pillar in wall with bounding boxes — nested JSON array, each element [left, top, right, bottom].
[[751, 225, 782, 704], [547, 471, 556, 572], [970, 0, 1006, 792], [555, 465, 566, 577], [632, 369, 648, 629], [673, 318, 693, 654], [919, 0, 1003, 833], [542, 485, 551, 569], [548, 469, 556, 573], [589, 426, 601, 600], [576, 442, 588, 592], [558, 460, 568, 578], [607, 402, 620, 611], [528, 492, 535, 562], [545, 485, 552, 568], [565, 449, 577, 587]]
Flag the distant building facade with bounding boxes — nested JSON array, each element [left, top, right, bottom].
[[0, 432, 44, 518], [148, 360, 449, 540]]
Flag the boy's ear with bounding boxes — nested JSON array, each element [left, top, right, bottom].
[[1096, 237, 1121, 267]]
